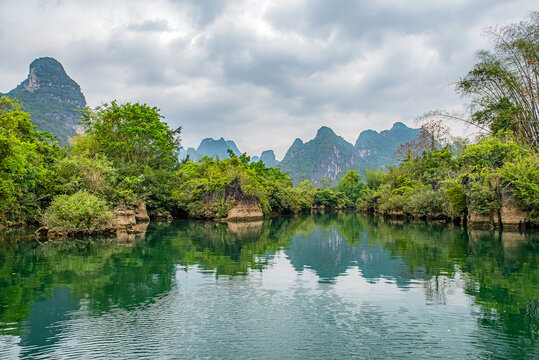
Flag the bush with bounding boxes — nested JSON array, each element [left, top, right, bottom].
[[337, 170, 363, 202], [404, 188, 445, 216], [53, 152, 117, 197], [42, 191, 114, 233]]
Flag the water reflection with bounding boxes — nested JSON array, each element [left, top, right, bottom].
[[0, 213, 538, 359]]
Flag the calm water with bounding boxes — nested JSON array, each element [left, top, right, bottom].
[[0, 213, 538, 359]]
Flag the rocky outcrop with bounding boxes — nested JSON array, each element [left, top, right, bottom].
[[467, 210, 499, 229], [499, 187, 528, 230], [113, 202, 150, 238], [465, 185, 533, 229], [226, 199, 264, 221], [201, 179, 264, 221], [222, 180, 264, 221], [35, 226, 50, 240], [135, 202, 150, 223], [153, 212, 173, 222]]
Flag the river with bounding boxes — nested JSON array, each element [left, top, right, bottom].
[[1, 213, 538, 359]]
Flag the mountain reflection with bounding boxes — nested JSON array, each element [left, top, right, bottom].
[[1, 213, 538, 358]]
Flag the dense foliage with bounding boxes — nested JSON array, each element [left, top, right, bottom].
[[0, 97, 63, 225], [350, 13, 538, 223], [0, 99, 184, 230], [354, 131, 538, 222], [173, 152, 312, 218]]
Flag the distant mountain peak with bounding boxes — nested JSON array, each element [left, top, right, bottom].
[[259, 150, 279, 167], [281, 126, 359, 186], [392, 121, 408, 129], [292, 138, 303, 146], [182, 137, 241, 162], [316, 126, 336, 137], [280, 122, 421, 185], [261, 150, 275, 157]]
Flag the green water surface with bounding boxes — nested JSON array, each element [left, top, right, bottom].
[[0, 213, 538, 359]]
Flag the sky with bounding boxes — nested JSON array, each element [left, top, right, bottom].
[[0, 0, 536, 159]]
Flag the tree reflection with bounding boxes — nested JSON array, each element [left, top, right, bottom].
[[0, 213, 537, 356]]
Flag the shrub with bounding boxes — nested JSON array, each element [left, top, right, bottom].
[[42, 190, 114, 233], [53, 152, 117, 196], [405, 188, 445, 216]]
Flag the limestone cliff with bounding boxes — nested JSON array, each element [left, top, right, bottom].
[[5, 57, 86, 144]]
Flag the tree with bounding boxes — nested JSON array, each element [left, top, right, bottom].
[[79, 101, 182, 210], [337, 170, 363, 202], [81, 101, 182, 172], [456, 12, 539, 146], [0, 96, 63, 224], [364, 168, 388, 190]]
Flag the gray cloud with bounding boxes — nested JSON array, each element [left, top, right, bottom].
[[0, 0, 536, 158], [127, 19, 171, 32]]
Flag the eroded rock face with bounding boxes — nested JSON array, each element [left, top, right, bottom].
[[114, 202, 152, 234], [135, 202, 150, 223], [499, 187, 527, 230], [200, 179, 264, 221], [467, 211, 498, 229], [114, 205, 137, 227], [222, 180, 263, 221], [226, 200, 264, 221], [35, 226, 49, 240], [153, 212, 174, 222]]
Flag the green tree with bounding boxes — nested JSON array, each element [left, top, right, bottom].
[[0, 96, 63, 225], [364, 168, 388, 190], [81, 101, 181, 171], [79, 101, 182, 210], [337, 170, 363, 202]]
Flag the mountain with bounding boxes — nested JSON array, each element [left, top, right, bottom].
[[355, 122, 420, 169], [251, 150, 279, 167], [179, 137, 241, 162], [280, 126, 361, 186], [279, 122, 420, 185], [259, 150, 279, 167], [2, 57, 86, 143]]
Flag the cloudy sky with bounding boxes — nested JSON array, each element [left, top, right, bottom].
[[0, 0, 536, 158]]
